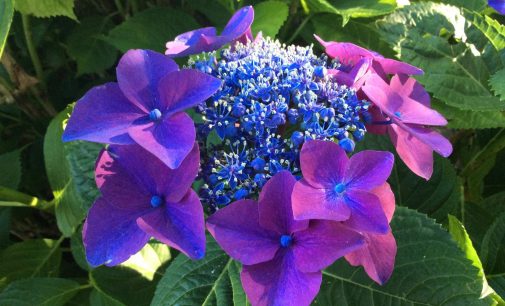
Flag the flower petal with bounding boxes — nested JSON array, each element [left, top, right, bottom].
[[291, 179, 351, 221], [488, 0, 505, 15], [62, 83, 143, 144], [158, 69, 222, 115], [165, 27, 218, 57], [241, 251, 322, 306], [390, 74, 430, 107], [116, 49, 179, 112], [83, 197, 150, 267], [299, 140, 348, 188], [376, 57, 423, 75], [345, 150, 394, 191], [258, 171, 309, 234], [344, 190, 390, 234], [128, 112, 196, 169], [293, 220, 364, 272], [136, 190, 206, 260], [221, 6, 254, 38], [345, 230, 397, 285], [401, 124, 453, 158], [207, 199, 279, 265], [371, 183, 395, 223]]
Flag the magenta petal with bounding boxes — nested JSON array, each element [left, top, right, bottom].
[[165, 27, 217, 57], [128, 112, 196, 169], [402, 124, 453, 157], [292, 179, 351, 221], [83, 197, 150, 267], [389, 124, 434, 180], [300, 140, 348, 188], [137, 190, 205, 259], [116, 49, 179, 112], [345, 230, 397, 285], [344, 190, 389, 234], [158, 69, 222, 115], [207, 199, 279, 265], [293, 221, 364, 272], [241, 251, 322, 306], [221, 6, 254, 38], [371, 183, 395, 223], [259, 171, 309, 234], [319, 40, 372, 65], [390, 74, 430, 107], [376, 57, 423, 75], [345, 150, 394, 191], [62, 83, 143, 144]]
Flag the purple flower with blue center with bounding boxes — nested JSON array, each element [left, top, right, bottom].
[[489, 0, 505, 14], [165, 6, 254, 57], [83, 142, 205, 266], [291, 140, 393, 234], [207, 171, 364, 306], [62, 49, 221, 169]]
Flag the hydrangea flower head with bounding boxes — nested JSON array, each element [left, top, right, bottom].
[[83, 143, 205, 266], [207, 171, 364, 306], [62, 49, 221, 169], [165, 6, 254, 57], [292, 140, 393, 234], [489, 0, 505, 14]]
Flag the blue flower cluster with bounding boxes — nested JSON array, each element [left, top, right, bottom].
[[190, 38, 369, 210]]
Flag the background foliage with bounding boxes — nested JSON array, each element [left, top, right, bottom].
[[0, 0, 504, 305]]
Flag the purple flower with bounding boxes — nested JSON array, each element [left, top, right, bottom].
[[489, 0, 505, 14], [291, 140, 393, 234], [362, 74, 452, 179], [62, 49, 221, 169], [165, 6, 254, 57], [344, 183, 397, 285], [83, 142, 205, 266], [207, 171, 364, 306]]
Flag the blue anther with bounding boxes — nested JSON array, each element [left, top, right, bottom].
[[280, 235, 293, 248], [334, 183, 345, 194], [149, 108, 162, 121], [394, 111, 402, 118], [150, 195, 163, 208]]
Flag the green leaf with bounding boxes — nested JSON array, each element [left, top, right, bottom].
[[303, 0, 396, 23], [66, 16, 118, 75], [433, 100, 505, 129], [490, 68, 505, 101], [0, 238, 62, 290], [0, 0, 13, 58], [377, 2, 505, 111], [120, 242, 171, 281], [489, 277, 505, 301], [89, 289, 125, 306], [444, 0, 487, 12], [481, 211, 505, 273], [105, 8, 199, 53], [0, 208, 10, 248], [44, 106, 102, 236], [14, 0, 76, 20], [151, 235, 247, 306], [315, 207, 491, 305], [471, 14, 505, 51], [251, 1, 289, 38], [0, 149, 21, 189], [0, 278, 81, 306]]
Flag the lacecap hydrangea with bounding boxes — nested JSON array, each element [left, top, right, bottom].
[[62, 5, 452, 306]]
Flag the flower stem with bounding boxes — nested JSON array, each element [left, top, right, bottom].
[[21, 14, 45, 90]]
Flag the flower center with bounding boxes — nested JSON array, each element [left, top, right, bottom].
[[394, 111, 402, 118], [149, 108, 162, 121], [150, 195, 163, 208], [279, 234, 292, 248], [334, 183, 345, 194]]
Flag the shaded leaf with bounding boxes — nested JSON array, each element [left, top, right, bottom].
[[433, 100, 505, 129], [303, 0, 396, 23], [252, 1, 289, 38], [14, 0, 76, 20], [0, 0, 13, 58], [490, 68, 505, 101], [481, 211, 505, 273], [0, 278, 80, 306], [444, 0, 487, 12], [0, 149, 21, 189], [89, 289, 125, 306]]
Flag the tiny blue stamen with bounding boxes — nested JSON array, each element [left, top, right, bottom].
[[394, 111, 402, 118], [334, 183, 345, 194], [149, 109, 162, 121], [150, 195, 163, 208], [280, 235, 292, 248]]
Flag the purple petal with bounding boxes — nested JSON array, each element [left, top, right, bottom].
[[343, 190, 390, 234], [401, 124, 453, 158], [329, 58, 371, 89], [390, 74, 430, 107], [315, 37, 372, 66], [345, 231, 397, 285], [344, 150, 394, 191], [158, 69, 222, 115], [376, 57, 423, 75], [165, 27, 218, 57], [258, 171, 309, 235], [292, 179, 351, 221], [299, 140, 348, 188], [371, 183, 395, 223], [207, 199, 279, 265], [489, 0, 505, 15], [293, 221, 364, 272], [136, 190, 205, 259], [241, 251, 322, 306], [128, 112, 196, 169], [116, 49, 179, 112], [103, 142, 200, 203], [83, 197, 150, 267], [62, 83, 143, 144], [221, 6, 254, 38]]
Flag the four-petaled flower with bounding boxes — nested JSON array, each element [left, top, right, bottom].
[[291, 140, 393, 234], [165, 6, 254, 57], [83, 142, 205, 266], [362, 74, 453, 179], [63, 49, 221, 169], [207, 171, 364, 306]]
